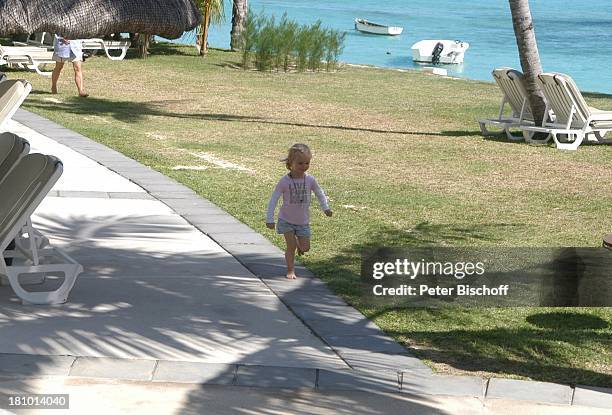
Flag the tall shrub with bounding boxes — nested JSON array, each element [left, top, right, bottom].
[[240, 10, 345, 72]]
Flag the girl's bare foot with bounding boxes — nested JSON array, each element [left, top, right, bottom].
[[286, 272, 297, 280]]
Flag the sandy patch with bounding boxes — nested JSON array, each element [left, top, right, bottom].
[[43, 97, 63, 104], [171, 165, 210, 171], [187, 151, 256, 174]]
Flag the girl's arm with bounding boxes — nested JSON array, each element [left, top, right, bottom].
[[312, 178, 331, 212], [266, 180, 284, 223]]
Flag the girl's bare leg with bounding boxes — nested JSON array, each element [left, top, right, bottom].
[[296, 236, 310, 255], [284, 232, 298, 279]]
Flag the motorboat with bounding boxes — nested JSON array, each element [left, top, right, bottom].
[[411, 40, 469, 64], [354, 18, 403, 36]]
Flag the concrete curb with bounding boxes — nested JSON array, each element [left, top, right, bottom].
[[1, 353, 611, 408], [10, 109, 612, 410]]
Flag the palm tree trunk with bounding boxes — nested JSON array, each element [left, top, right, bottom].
[[230, 0, 248, 51], [198, 2, 211, 56], [508, 0, 546, 125]]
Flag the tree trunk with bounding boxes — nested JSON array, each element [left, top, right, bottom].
[[230, 0, 248, 51], [137, 33, 150, 59], [508, 0, 547, 125], [199, 2, 212, 56]]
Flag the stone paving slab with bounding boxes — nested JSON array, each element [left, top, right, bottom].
[[4, 121, 145, 194], [317, 369, 400, 393], [153, 361, 236, 385], [183, 213, 244, 225], [573, 386, 612, 409], [342, 352, 431, 372], [401, 373, 484, 398], [210, 232, 274, 245], [219, 242, 285, 257], [486, 378, 572, 405], [304, 319, 384, 337], [324, 336, 412, 355], [196, 222, 259, 234], [149, 190, 199, 200], [288, 303, 371, 322], [69, 357, 155, 381], [235, 365, 316, 389], [0, 354, 75, 377]]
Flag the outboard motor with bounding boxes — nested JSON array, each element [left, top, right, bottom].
[[431, 42, 444, 65], [0, 73, 6, 83]]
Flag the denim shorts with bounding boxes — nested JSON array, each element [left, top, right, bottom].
[[276, 218, 311, 237]]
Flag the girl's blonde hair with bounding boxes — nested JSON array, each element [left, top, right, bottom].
[[283, 143, 311, 170]]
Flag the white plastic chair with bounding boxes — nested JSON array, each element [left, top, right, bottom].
[[81, 38, 131, 61], [0, 46, 55, 77], [479, 68, 541, 141], [0, 154, 82, 305], [521, 73, 612, 150]]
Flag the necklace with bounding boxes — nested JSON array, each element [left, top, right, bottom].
[[289, 173, 306, 202]]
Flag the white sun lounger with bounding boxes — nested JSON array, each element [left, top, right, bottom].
[[0, 79, 32, 129], [1, 133, 52, 270], [479, 67, 541, 141], [0, 46, 55, 77], [521, 72, 612, 150], [0, 132, 30, 180], [13, 32, 54, 49], [81, 38, 131, 61], [0, 154, 83, 305]]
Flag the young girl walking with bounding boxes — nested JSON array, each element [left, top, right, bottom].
[[266, 144, 332, 279]]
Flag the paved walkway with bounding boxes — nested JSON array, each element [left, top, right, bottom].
[[0, 109, 610, 412]]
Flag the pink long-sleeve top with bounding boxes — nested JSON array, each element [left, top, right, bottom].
[[266, 174, 330, 225]]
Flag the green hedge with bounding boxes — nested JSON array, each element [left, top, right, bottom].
[[240, 11, 346, 72]]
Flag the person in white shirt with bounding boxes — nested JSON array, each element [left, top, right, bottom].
[[51, 35, 88, 97]]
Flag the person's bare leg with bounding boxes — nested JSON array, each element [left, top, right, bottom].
[[51, 62, 64, 94], [284, 232, 298, 279], [296, 236, 310, 256], [72, 61, 87, 97]]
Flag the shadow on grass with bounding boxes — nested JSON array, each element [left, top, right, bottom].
[[147, 42, 199, 57], [527, 312, 609, 330], [304, 222, 611, 387], [389, 323, 612, 387], [24, 95, 483, 138], [305, 221, 520, 298]]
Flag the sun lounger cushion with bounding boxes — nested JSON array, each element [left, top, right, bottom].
[[0, 80, 31, 127], [0, 153, 82, 305], [0, 132, 29, 181], [0, 154, 61, 246]]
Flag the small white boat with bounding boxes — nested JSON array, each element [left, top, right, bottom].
[[354, 18, 403, 36], [411, 40, 469, 64]]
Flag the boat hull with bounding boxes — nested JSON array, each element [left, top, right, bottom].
[[411, 40, 469, 64], [355, 19, 403, 36]]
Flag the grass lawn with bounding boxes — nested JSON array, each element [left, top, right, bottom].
[[9, 43, 612, 387]]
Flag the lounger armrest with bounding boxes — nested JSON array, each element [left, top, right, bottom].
[[589, 111, 612, 121]]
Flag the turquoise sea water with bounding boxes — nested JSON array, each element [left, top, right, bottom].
[[164, 0, 612, 94]]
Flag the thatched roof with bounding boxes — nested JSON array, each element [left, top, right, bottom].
[[0, 0, 202, 39]]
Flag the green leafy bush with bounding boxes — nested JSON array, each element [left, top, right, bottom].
[[240, 10, 345, 72]]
